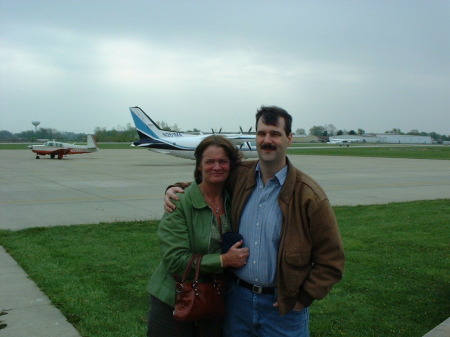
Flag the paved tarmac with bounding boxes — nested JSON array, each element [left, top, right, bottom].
[[1, 149, 449, 336], [2, 149, 450, 230]]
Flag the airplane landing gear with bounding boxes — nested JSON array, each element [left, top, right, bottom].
[[36, 155, 40, 159]]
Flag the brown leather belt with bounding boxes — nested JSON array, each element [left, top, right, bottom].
[[235, 277, 275, 294]]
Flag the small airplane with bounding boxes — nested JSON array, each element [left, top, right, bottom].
[[28, 134, 99, 159], [129, 106, 257, 160], [328, 138, 361, 147]]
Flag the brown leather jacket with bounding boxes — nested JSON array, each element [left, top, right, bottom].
[[228, 158, 345, 315]]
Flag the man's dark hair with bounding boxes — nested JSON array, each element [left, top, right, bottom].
[[255, 106, 292, 136], [194, 135, 243, 184]]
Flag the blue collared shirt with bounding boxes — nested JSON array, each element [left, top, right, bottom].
[[233, 163, 288, 287]]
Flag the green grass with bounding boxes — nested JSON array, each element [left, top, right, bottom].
[[96, 143, 137, 149], [0, 222, 158, 336], [311, 200, 450, 336], [3, 142, 450, 159], [287, 145, 450, 160], [1, 200, 449, 336], [0, 143, 35, 150]]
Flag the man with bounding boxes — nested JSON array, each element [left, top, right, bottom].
[[165, 106, 345, 337]]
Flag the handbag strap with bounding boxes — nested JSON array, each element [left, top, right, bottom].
[[180, 254, 203, 282], [193, 254, 203, 281]]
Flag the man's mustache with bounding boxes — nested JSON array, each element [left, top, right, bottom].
[[260, 143, 277, 150]]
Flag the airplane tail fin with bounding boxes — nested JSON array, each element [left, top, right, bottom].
[[129, 106, 165, 146], [87, 134, 99, 149]]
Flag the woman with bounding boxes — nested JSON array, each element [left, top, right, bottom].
[[147, 135, 250, 337]]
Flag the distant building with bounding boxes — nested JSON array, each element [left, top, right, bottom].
[[292, 135, 319, 143], [331, 134, 433, 144]]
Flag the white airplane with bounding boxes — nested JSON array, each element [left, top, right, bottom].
[[28, 134, 99, 159], [129, 106, 257, 160], [328, 138, 361, 147]]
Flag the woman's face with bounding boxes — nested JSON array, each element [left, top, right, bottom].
[[198, 145, 230, 185]]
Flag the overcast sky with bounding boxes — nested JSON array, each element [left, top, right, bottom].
[[1, 0, 449, 135]]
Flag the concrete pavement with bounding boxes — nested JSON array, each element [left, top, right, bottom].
[[422, 317, 450, 337], [1, 149, 449, 336], [2, 149, 450, 230], [0, 246, 80, 337]]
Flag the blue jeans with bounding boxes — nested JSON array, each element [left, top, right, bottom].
[[223, 282, 309, 337]]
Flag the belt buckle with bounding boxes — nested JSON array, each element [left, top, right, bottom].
[[252, 284, 263, 294]]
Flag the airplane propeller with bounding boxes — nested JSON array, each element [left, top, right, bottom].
[[239, 126, 252, 134], [238, 126, 254, 151], [239, 142, 253, 151]]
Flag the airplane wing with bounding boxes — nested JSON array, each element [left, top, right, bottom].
[[224, 134, 255, 144]]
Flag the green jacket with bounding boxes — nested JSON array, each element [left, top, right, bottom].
[[148, 182, 231, 307]]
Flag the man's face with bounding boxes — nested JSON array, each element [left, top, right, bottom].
[[256, 116, 292, 165]]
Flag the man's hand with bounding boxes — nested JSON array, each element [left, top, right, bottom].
[[221, 240, 249, 268], [292, 301, 306, 312], [273, 300, 305, 312], [164, 186, 184, 213]]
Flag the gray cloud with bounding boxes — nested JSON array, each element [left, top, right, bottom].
[[1, 0, 449, 135]]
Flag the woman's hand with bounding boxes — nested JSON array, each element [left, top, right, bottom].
[[164, 187, 184, 213], [221, 240, 249, 268]]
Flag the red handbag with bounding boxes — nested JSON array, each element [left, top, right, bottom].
[[173, 254, 225, 322]]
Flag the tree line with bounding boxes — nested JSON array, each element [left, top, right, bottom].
[[1, 122, 448, 143], [0, 121, 176, 143]]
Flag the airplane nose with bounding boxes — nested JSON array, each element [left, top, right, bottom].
[[27, 145, 33, 149]]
